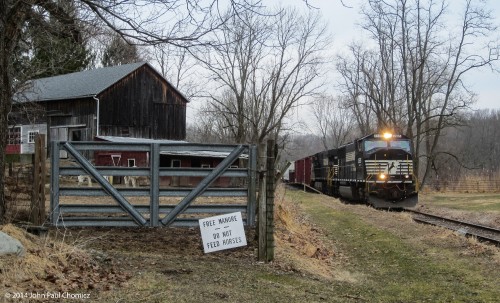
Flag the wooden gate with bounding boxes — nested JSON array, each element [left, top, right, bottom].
[[50, 141, 257, 227]]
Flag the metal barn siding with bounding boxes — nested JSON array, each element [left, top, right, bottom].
[[95, 151, 149, 168]]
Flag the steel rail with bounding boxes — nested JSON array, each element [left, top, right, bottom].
[[405, 209, 500, 246]]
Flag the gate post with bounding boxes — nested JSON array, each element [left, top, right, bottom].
[[247, 145, 257, 227], [50, 141, 60, 224], [150, 143, 160, 227], [31, 134, 46, 225]]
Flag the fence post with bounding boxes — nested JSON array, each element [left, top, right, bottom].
[[247, 145, 257, 227], [150, 143, 160, 227], [31, 134, 46, 225], [50, 141, 60, 225], [265, 139, 275, 262], [258, 143, 267, 261]]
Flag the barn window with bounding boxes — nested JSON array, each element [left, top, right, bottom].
[[8, 127, 21, 145], [28, 131, 39, 143], [71, 129, 83, 141], [128, 158, 136, 167], [171, 159, 181, 168]]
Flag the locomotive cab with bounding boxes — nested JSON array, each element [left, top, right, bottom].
[[361, 133, 418, 208]]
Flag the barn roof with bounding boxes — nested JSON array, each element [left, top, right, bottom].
[[96, 136, 187, 145], [96, 136, 248, 159], [16, 62, 188, 103]]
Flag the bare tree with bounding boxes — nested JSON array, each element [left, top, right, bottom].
[[101, 33, 142, 66], [336, 44, 376, 135], [456, 109, 500, 177], [336, 0, 499, 188], [148, 43, 203, 100], [186, 97, 238, 144], [196, 7, 270, 143], [416, 0, 498, 187], [281, 133, 324, 163], [199, 6, 330, 145], [311, 94, 356, 150], [420, 109, 500, 184]]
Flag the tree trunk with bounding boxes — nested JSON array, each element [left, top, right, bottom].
[[0, 1, 31, 224], [0, 34, 11, 224]]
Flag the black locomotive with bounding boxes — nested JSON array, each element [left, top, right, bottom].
[[292, 133, 418, 208]]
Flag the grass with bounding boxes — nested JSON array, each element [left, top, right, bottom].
[[98, 255, 335, 303], [287, 190, 500, 302], [421, 192, 500, 212]]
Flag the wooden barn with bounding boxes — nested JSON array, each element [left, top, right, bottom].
[[8, 62, 188, 158]]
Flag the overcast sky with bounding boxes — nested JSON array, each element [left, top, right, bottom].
[[289, 0, 500, 110]]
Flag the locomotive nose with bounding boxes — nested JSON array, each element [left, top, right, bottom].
[[390, 189, 400, 199]]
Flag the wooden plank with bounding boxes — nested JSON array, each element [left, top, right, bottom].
[[31, 134, 46, 225]]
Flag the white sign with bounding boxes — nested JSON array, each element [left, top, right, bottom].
[[199, 212, 247, 253]]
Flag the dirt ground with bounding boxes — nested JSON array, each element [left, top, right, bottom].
[[0, 185, 336, 301]]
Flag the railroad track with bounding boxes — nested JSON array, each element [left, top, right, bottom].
[[405, 209, 500, 246]]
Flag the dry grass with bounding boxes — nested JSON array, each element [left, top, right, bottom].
[[1, 224, 74, 291], [0, 225, 129, 296], [273, 186, 335, 280], [418, 192, 500, 228]]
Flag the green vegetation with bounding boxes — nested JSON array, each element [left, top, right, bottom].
[[287, 190, 500, 302]]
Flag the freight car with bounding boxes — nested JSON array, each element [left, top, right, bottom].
[[291, 133, 418, 209]]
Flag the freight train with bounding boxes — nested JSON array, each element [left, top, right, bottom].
[[289, 133, 418, 208]]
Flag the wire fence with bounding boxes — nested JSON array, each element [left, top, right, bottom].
[[4, 162, 36, 222], [425, 179, 500, 193]]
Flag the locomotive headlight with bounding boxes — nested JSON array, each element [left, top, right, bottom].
[[404, 174, 410, 179], [383, 132, 392, 139], [378, 173, 387, 180]]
